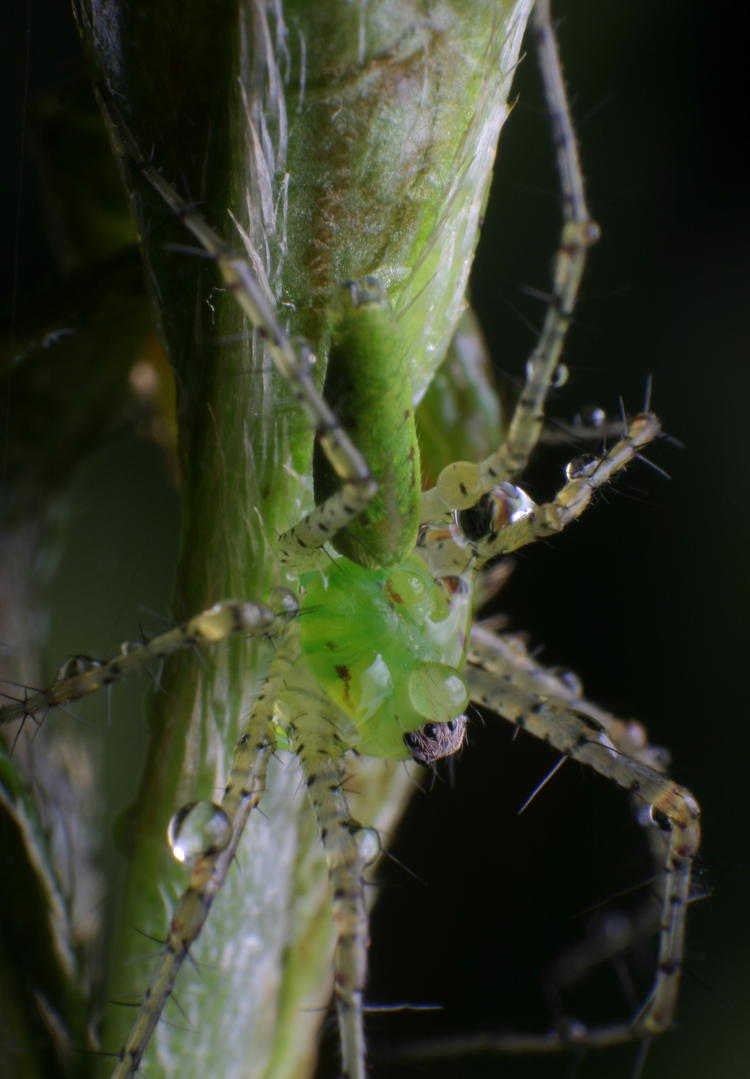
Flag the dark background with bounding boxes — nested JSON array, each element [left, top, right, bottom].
[[2, 3, 747, 1078]]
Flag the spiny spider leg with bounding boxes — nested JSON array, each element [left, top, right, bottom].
[[397, 621, 699, 1067], [492, 0, 600, 480], [111, 631, 297, 1079], [421, 0, 600, 527], [465, 624, 700, 1037], [106, 102, 376, 574], [468, 624, 667, 772], [475, 411, 662, 565], [418, 411, 662, 579], [427, 651, 701, 1051], [291, 724, 379, 1079], [0, 600, 290, 727]]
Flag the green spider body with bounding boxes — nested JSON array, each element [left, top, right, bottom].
[[289, 554, 471, 760]]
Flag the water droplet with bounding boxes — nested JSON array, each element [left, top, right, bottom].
[[565, 454, 598, 481], [649, 805, 672, 832], [551, 363, 569, 388], [118, 639, 145, 655], [292, 338, 316, 373], [573, 404, 606, 429], [167, 801, 231, 865], [494, 482, 536, 524], [269, 587, 299, 620], [56, 655, 102, 680], [241, 933, 262, 954], [592, 910, 631, 948], [353, 825, 381, 866], [555, 668, 583, 697], [524, 356, 542, 382]]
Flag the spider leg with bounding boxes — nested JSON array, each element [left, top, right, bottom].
[[483, 0, 599, 483], [110, 631, 298, 1079], [106, 108, 376, 576], [421, 0, 599, 526], [469, 623, 676, 991], [468, 623, 668, 773], [418, 411, 662, 581], [0, 598, 292, 728], [474, 411, 661, 568], [292, 724, 377, 1079], [463, 648, 700, 1044]]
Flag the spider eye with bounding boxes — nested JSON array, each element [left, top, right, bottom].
[[403, 716, 467, 764]]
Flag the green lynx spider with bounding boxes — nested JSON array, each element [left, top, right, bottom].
[[0, 3, 700, 1078]]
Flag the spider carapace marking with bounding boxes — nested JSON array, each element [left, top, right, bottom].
[[0, 2, 701, 1078]]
